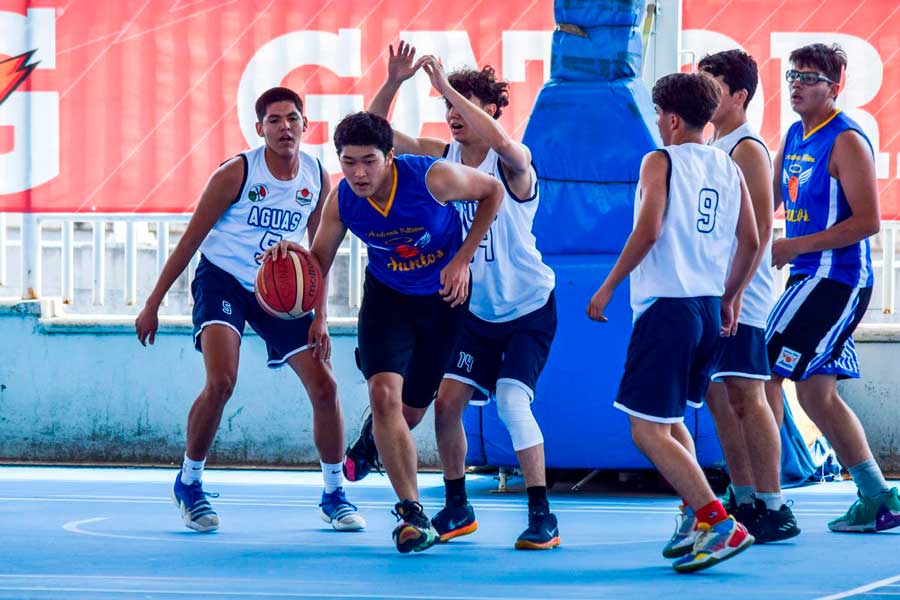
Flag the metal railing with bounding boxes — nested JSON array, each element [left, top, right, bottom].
[[1, 213, 898, 319], [0, 213, 365, 318]]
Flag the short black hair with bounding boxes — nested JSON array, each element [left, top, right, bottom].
[[790, 43, 847, 84], [652, 72, 721, 130], [698, 49, 759, 109], [447, 66, 510, 119], [255, 87, 303, 123], [333, 112, 393, 156]]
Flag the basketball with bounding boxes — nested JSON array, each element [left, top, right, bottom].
[[254, 247, 324, 319]]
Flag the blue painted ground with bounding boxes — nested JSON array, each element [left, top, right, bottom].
[[0, 466, 898, 599]]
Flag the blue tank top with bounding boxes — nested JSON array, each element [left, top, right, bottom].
[[780, 111, 873, 288], [337, 154, 462, 295]]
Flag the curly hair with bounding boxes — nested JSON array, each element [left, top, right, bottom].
[[698, 49, 759, 109], [789, 43, 847, 84], [652, 72, 722, 130], [447, 66, 510, 119]]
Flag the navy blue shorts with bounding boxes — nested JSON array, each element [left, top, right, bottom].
[[356, 270, 469, 409], [191, 255, 314, 368], [614, 297, 721, 423], [709, 323, 770, 382], [443, 292, 557, 403]]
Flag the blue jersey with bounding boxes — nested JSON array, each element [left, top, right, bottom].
[[780, 111, 873, 288], [337, 154, 462, 295]]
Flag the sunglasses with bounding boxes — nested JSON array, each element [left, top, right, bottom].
[[785, 69, 837, 86]]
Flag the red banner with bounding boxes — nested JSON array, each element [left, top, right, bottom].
[[0, 0, 898, 216]]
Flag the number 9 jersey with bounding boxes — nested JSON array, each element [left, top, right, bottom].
[[199, 145, 324, 291], [629, 144, 742, 320]]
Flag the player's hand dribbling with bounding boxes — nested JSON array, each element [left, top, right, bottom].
[[260, 239, 305, 262], [440, 255, 470, 307], [308, 314, 331, 361], [135, 303, 159, 346], [587, 285, 611, 322], [387, 40, 423, 84]]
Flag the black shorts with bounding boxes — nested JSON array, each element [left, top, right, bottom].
[[766, 274, 871, 381], [191, 255, 314, 368], [443, 292, 557, 403], [356, 270, 468, 409], [614, 297, 721, 423]]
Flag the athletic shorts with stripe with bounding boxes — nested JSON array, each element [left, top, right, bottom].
[[765, 274, 871, 381], [443, 291, 557, 404], [709, 323, 770, 382], [614, 297, 721, 423], [191, 255, 314, 368]]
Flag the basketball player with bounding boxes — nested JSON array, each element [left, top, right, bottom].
[[272, 111, 503, 553], [766, 43, 900, 532], [355, 42, 560, 550], [587, 72, 759, 572], [135, 87, 364, 533], [673, 49, 798, 546]]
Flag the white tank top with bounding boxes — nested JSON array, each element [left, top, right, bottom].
[[445, 141, 555, 322], [630, 143, 742, 320], [709, 122, 775, 329], [199, 145, 323, 291]]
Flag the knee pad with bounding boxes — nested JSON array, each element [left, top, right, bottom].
[[495, 380, 544, 451]]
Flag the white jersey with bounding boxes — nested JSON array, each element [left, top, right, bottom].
[[199, 145, 323, 291], [709, 122, 775, 329], [445, 141, 555, 322], [630, 143, 742, 320]]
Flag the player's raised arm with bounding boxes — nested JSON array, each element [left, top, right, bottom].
[[425, 160, 503, 306], [368, 40, 447, 158], [420, 56, 530, 177], [135, 157, 244, 346]]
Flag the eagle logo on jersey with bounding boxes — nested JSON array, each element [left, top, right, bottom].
[[248, 184, 268, 202], [783, 167, 812, 203], [296, 188, 311, 206]]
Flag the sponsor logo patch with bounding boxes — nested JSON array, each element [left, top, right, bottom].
[[248, 183, 268, 202], [775, 346, 802, 374]]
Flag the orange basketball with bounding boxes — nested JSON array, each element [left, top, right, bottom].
[[254, 248, 324, 319]]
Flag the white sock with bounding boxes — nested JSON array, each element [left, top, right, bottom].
[[756, 492, 784, 511], [732, 485, 755, 506], [321, 461, 343, 493], [849, 459, 890, 499], [181, 453, 206, 485]]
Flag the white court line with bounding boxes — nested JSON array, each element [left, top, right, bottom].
[[0, 586, 535, 600], [61, 516, 664, 548], [816, 574, 900, 600]]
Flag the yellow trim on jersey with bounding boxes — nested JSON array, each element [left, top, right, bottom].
[[367, 164, 397, 217], [803, 109, 841, 140]]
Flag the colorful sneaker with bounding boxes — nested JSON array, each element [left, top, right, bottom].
[[391, 500, 439, 553], [673, 516, 754, 573], [828, 487, 900, 533], [662, 504, 697, 558], [343, 407, 381, 482], [171, 473, 220, 532], [514, 509, 560, 550], [319, 487, 366, 531], [432, 501, 478, 542], [750, 499, 800, 542]]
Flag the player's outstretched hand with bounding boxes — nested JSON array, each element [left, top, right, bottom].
[[135, 303, 159, 346], [388, 40, 423, 84], [260, 240, 304, 262], [420, 55, 450, 96], [587, 286, 611, 322], [440, 255, 470, 307], [308, 314, 331, 361]]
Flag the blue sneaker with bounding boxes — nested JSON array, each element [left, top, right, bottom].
[[319, 487, 366, 531], [171, 473, 219, 532]]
